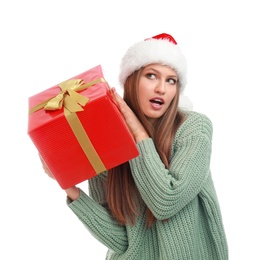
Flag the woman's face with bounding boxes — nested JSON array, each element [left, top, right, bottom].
[[138, 64, 178, 119]]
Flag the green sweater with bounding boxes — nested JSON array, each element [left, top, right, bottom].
[[67, 111, 228, 260]]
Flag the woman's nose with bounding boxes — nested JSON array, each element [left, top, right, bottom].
[[155, 81, 166, 94]]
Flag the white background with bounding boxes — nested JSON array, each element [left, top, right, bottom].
[[1, 0, 254, 259]]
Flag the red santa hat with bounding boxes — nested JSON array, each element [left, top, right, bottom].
[[119, 33, 187, 92]]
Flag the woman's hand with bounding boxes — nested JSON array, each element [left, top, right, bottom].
[[39, 154, 55, 180], [112, 88, 149, 143], [39, 154, 80, 200]]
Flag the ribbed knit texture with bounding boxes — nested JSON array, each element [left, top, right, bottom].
[[67, 111, 228, 260]]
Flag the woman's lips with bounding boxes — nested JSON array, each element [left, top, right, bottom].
[[149, 98, 165, 110]]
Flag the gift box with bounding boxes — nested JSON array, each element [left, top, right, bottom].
[[27, 65, 139, 189]]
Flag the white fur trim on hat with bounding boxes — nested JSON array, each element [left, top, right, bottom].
[[119, 36, 187, 92]]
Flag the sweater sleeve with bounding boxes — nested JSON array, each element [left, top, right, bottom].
[[88, 171, 107, 204], [129, 112, 213, 220], [67, 175, 128, 254]]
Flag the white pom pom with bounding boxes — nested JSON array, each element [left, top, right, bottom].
[[179, 95, 193, 111]]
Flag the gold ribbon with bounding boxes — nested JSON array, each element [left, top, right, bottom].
[[29, 78, 106, 114], [29, 78, 107, 174], [44, 79, 89, 112]]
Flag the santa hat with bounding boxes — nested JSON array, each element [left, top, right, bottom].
[[119, 33, 187, 92]]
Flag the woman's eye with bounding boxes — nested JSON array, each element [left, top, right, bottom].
[[146, 73, 156, 79], [167, 78, 177, 84]]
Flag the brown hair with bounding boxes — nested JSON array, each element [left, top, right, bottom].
[[107, 68, 185, 227]]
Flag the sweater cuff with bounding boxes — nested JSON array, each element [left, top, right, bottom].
[[136, 138, 157, 155]]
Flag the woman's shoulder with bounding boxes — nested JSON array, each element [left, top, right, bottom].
[[182, 110, 212, 127], [175, 110, 213, 140]]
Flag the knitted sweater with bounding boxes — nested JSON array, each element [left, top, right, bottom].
[[67, 111, 228, 260]]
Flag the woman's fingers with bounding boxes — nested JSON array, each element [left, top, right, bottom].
[[112, 90, 149, 142], [39, 154, 55, 180]]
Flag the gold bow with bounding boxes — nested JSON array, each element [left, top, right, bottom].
[[44, 79, 89, 112], [29, 78, 105, 114]]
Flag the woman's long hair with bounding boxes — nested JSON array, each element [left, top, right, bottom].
[[107, 68, 185, 227]]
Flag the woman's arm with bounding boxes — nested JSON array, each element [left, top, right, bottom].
[[129, 112, 213, 220], [40, 156, 128, 253], [67, 189, 128, 254]]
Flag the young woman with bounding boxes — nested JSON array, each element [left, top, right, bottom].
[[42, 33, 228, 259]]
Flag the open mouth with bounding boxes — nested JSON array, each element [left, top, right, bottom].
[[149, 98, 164, 105]]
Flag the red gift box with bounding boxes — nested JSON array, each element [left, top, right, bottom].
[[27, 65, 139, 189]]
